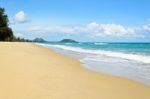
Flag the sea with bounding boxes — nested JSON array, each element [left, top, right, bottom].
[[36, 42, 150, 86]]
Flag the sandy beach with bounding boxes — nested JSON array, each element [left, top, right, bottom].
[[0, 42, 149, 99]]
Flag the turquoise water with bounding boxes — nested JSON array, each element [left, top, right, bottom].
[[46, 42, 150, 55], [36, 42, 150, 86]]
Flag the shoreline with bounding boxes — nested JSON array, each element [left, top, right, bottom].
[[0, 42, 150, 99], [37, 43, 150, 86]]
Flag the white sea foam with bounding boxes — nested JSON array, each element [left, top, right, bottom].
[[43, 44, 150, 64], [36, 43, 150, 86], [94, 42, 108, 45]]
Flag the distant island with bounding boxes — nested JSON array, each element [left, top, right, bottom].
[[32, 38, 78, 43], [33, 38, 47, 43], [59, 39, 78, 43]]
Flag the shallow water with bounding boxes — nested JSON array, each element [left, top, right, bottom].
[[36, 42, 150, 86]]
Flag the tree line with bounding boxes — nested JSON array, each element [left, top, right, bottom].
[[0, 7, 31, 42]]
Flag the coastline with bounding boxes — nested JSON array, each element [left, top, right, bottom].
[[37, 43, 150, 86], [0, 42, 150, 99]]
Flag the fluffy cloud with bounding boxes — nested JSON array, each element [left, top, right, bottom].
[[14, 11, 27, 23], [143, 25, 150, 31], [96, 23, 134, 36], [143, 18, 150, 31], [28, 22, 136, 37]]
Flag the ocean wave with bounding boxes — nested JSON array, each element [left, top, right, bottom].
[[64, 43, 73, 45], [36, 43, 150, 86], [41, 44, 150, 64], [94, 42, 108, 45]]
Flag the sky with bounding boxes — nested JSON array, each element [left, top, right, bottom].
[[0, 0, 150, 42]]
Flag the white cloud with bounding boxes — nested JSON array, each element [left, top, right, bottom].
[[27, 22, 136, 37], [74, 22, 135, 36], [143, 25, 150, 31], [142, 18, 150, 31], [99, 24, 135, 36], [14, 11, 27, 23], [87, 22, 99, 30]]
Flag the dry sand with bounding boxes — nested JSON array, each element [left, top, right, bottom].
[[0, 42, 150, 99]]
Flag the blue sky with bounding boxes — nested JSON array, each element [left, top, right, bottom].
[[1, 0, 150, 42]]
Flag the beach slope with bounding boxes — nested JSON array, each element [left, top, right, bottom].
[[0, 42, 149, 99]]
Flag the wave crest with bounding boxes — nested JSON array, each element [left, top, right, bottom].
[[45, 44, 150, 64]]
